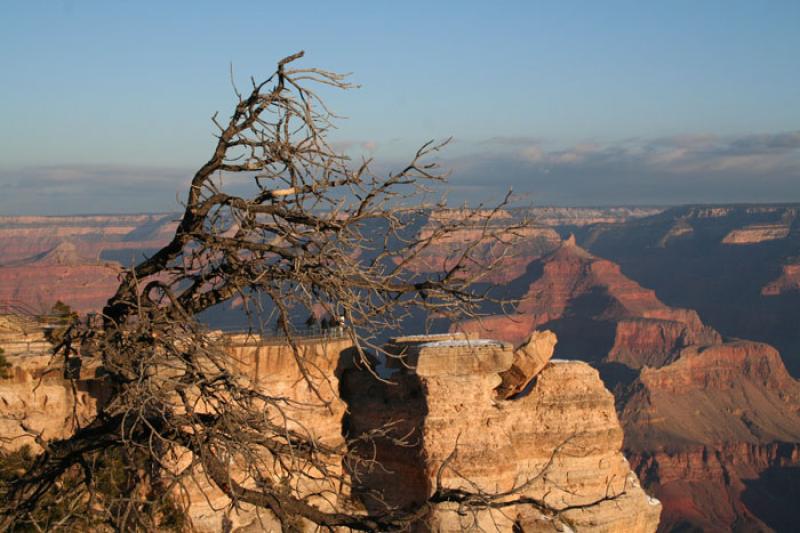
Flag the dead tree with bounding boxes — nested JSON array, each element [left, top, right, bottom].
[[1, 52, 536, 531]]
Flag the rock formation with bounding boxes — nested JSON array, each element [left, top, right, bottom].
[[762, 259, 800, 296], [622, 341, 800, 532], [722, 223, 792, 244], [583, 204, 800, 378], [0, 316, 102, 451], [406, 223, 561, 284], [0, 248, 122, 314], [0, 214, 176, 313], [0, 214, 176, 264], [519, 207, 664, 227], [343, 335, 661, 532], [460, 235, 719, 367], [0, 315, 661, 531], [721, 207, 795, 245], [176, 335, 354, 532], [458, 237, 800, 531], [496, 330, 557, 399]]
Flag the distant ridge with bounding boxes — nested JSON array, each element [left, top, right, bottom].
[[1, 241, 103, 268]]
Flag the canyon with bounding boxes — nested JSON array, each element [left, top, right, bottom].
[[457, 233, 800, 532], [580, 204, 800, 378], [2, 205, 799, 531], [0, 318, 661, 532], [0, 214, 176, 313]]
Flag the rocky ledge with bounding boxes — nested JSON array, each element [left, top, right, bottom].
[[344, 333, 661, 532]]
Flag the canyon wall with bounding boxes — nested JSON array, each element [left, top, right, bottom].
[[582, 204, 800, 378], [343, 335, 660, 532], [0, 318, 660, 531], [0, 316, 103, 451], [457, 237, 800, 532], [762, 260, 800, 296], [0, 214, 176, 313]]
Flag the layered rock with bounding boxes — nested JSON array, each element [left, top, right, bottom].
[[460, 237, 719, 367], [178, 335, 354, 532], [496, 330, 557, 399], [0, 214, 176, 264], [521, 207, 664, 227], [582, 203, 800, 378], [656, 219, 693, 248], [0, 252, 122, 314], [722, 223, 791, 244], [622, 341, 800, 450], [0, 354, 103, 451], [0, 214, 176, 313], [457, 238, 800, 531], [343, 335, 661, 532], [0, 317, 102, 451], [762, 260, 800, 296], [407, 223, 561, 284], [0, 319, 663, 532], [621, 341, 800, 532], [0, 314, 53, 357]]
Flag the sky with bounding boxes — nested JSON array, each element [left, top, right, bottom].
[[1, 0, 799, 214]]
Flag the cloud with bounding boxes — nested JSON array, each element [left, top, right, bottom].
[[0, 165, 192, 215], [1, 131, 799, 214], [330, 139, 380, 154], [442, 131, 800, 205], [480, 135, 543, 147]]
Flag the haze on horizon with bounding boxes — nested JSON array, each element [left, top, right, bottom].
[[1, 1, 799, 215]]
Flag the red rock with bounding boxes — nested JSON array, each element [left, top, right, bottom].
[[456, 237, 800, 531], [459, 237, 716, 367], [762, 261, 800, 296], [0, 214, 175, 313]]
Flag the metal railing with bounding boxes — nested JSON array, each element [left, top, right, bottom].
[[218, 326, 348, 346]]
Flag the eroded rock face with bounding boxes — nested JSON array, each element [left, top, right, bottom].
[[455, 238, 800, 531], [520, 207, 665, 227], [0, 319, 102, 451], [0, 355, 103, 451], [722, 223, 792, 245], [607, 315, 720, 369], [497, 330, 557, 399], [622, 341, 800, 450], [617, 340, 800, 532], [406, 224, 561, 284], [583, 204, 800, 378], [631, 443, 800, 533], [0, 263, 122, 314], [0, 318, 662, 531], [179, 336, 354, 532], [0, 214, 176, 313], [459, 238, 717, 366], [343, 336, 661, 532], [762, 260, 800, 296]]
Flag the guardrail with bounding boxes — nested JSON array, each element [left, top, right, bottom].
[[0, 300, 72, 329], [219, 326, 347, 345]]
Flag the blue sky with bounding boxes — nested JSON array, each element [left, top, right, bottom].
[[1, 1, 799, 213]]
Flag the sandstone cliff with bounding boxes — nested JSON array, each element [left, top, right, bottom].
[[621, 341, 800, 532], [461, 236, 719, 367], [0, 319, 661, 532], [406, 224, 561, 284], [457, 238, 800, 532], [0, 316, 102, 451], [520, 207, 664, 227], [343, 335, 660, 532], [722, 223, 791, 244]]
